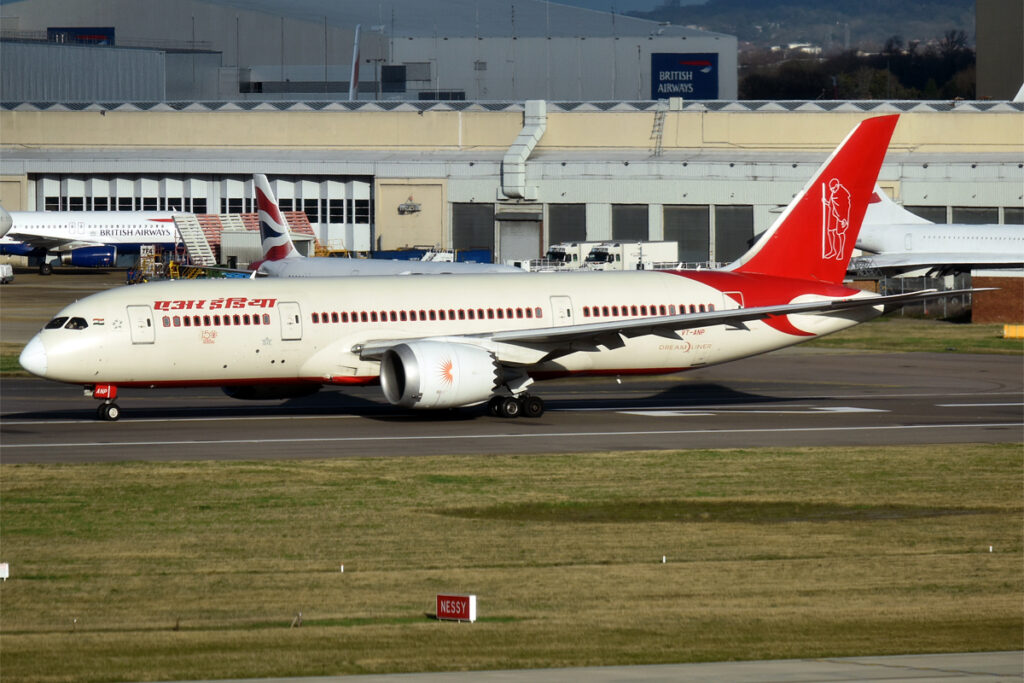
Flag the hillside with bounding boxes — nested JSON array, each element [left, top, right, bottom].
[[629, 0, 976, 51]]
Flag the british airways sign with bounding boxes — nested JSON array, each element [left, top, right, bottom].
[[651, 53, 718, 99]]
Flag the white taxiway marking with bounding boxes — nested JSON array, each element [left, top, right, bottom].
[[3, 423, 1018, 450], [619, 406, 888, 417], [937, 402, 1024, 408]]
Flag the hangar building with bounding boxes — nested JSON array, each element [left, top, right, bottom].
[[1, 98, 1021, 266], [0, 0, 738, 102]]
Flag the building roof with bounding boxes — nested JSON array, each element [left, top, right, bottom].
[[3, 99, 1021, 114]]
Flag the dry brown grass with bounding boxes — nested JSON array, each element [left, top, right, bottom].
[[1, 445, 1021, 682]]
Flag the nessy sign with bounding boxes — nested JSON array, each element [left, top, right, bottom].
[[436, 594, 476, 622], [651, 53, 718, 99]]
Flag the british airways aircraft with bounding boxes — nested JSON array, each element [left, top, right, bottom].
[[850, 187, 1024, 276], [250, 174, 520, 276], [0, 206, 178, 274], [20, 115, 970, 421]]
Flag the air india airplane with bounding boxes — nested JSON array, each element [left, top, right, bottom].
[[19, 114, 967, 421]]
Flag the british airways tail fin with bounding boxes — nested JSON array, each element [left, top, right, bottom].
[[726, 114, 899, 284], [862, 184, 931, 226], [254, 174, 300, 262]]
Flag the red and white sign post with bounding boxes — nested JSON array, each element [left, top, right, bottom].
[[436, 594, 476, 622]]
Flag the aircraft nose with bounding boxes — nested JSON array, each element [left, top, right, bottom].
[[19, 336, 47, 376]]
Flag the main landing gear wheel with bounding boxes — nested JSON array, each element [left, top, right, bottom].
[[96, 403, 121, 421], [487, 394, 545, 419], [521, 394, 545, 418], [39, 262, 53, 276], [498, 396, 521, 418]]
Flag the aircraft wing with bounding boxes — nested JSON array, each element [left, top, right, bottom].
[[4, 231, 105, 251], [356, 288, 981, 361]]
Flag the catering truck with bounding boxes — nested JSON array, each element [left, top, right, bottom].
[[583, 241, 679, 271]]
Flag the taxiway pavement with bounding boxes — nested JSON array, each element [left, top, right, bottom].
[[2, 348, 1020, 463]]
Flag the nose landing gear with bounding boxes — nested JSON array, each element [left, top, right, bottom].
[[96, 402, 121, 421], [88, 384, 121, 421], [487, 393, 545, 419]]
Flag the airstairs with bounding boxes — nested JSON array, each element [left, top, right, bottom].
[[173, 214, 218, 266]]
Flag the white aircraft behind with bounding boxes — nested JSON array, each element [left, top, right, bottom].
[[0, 206, 178, 274], [851, 188, 1024, 276], [21, 115, 977, 421], [251, 174, 521, 277]]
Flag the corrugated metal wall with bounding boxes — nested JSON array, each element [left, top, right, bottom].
[[0, 42, 165, 101]]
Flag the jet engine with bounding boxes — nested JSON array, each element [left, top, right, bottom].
[[379, 341, 501, 409], [222, 384, 321, 401], [65, 246, 117, 267]]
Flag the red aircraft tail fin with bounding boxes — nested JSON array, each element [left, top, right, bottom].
[[727, 114, 899, 284]]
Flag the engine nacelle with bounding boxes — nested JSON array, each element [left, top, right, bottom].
[[222, 384, 321, 401], [65, 246, 117, 267], [380, 341, 500, 409]]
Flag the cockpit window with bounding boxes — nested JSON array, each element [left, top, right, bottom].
[[44, 317, 69, 329], [64, 317, 89, 330]]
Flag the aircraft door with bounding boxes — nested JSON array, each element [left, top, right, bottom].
[[278, 301, 303, 340], [126, 305, 155, 344], [904, 233, 913, 251], [549, 296, 574, 326]]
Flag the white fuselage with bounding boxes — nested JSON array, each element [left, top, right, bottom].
[[0, 211, 178, 250], [857, 222, 1024, 257], [259, 257, 522, 277], [22, 271, 877, 392]]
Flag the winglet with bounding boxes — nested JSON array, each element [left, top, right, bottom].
[[0, 204, 12, 238], [726, 114, 899, 284], [254, 174, 300, 262]]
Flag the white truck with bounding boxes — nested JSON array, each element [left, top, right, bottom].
[[511, 241, 601, 272], [583, 241, 679, 271]]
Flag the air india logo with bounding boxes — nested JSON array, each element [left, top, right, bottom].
[[439, 358, 455, 386], [821, 177, 851, 260]]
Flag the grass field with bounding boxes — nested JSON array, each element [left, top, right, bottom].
[[1, 445, 1021, 682]]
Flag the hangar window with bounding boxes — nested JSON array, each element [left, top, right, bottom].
[[304, 199, 320, 224], [952, 206, 998, 224], [117, 197, 134, 211], [329, 199, 345, 223], [94, 197, 109, 211], [45, 196, 61, 211], [352, 199, 371, 224], [904, 206, 947, 223]]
